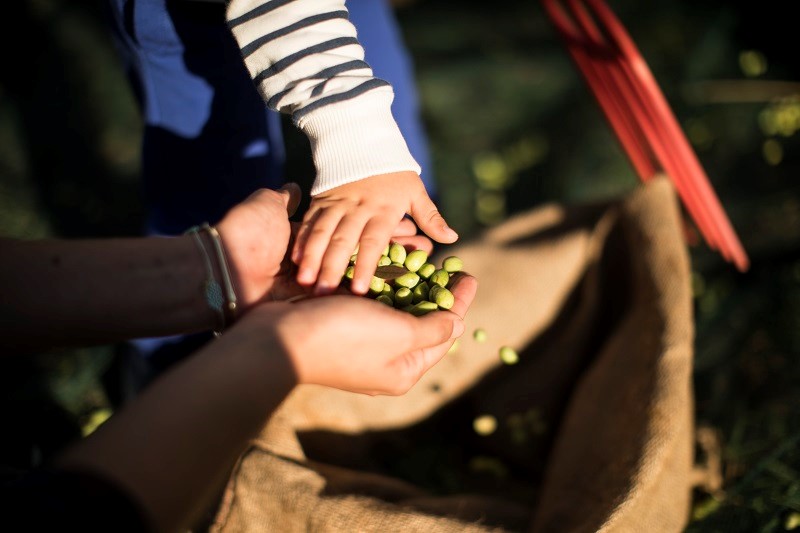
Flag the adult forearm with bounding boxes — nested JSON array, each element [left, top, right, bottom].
[[0, 236, 215, 352], [55, 316, 297, 532]]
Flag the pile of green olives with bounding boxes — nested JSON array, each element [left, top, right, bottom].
[[344, 242, 464, 316]]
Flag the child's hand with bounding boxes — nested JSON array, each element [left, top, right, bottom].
[[291, 171, 458, 295]]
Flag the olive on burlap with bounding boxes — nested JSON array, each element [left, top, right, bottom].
[[208, 177, 697, 533]]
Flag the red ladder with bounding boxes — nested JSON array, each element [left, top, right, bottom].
[[541, 0, 749, 271]]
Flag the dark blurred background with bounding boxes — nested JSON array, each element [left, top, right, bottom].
[[1, 0, 798, 530]]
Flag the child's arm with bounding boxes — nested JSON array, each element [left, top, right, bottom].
[[226, 0, 457, 295]]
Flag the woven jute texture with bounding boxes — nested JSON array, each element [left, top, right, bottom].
[[210, 177, 695, 533]]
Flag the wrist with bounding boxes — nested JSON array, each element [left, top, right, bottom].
[[213, 220, 262, 311], [175, 235, 224, 334], [228, 303, 301, 387], [297, 91, 421, 196], [185, 224, 240, 336], [259, 304, 310, 384]]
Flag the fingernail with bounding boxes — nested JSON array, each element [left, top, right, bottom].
[[443, 225, 458, 239], [351, 279, 367, 294], [314, 281, 333, 296], [451, 320, 465, 338], [297, 268, 314, 284]]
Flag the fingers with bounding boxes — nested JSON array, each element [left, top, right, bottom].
[[279, 182, 302, 217], [403, 273, 476, 375], [391, 235, 434, 255], [388, 270, 476, 397], [410, 193, 458, 244], [314, 214, 371, 295], [243, 184, 301, 217], [392, 217, 418, 237], [350, 216, 399, 295], [444, 273, 478, 319], [295, 212, 410, 296], [380, 312, 466, 394], [291, 208, 319, 264], [416, 311, 466, 346], [294, 209, 345, 287], [390, 216, 433, 254]]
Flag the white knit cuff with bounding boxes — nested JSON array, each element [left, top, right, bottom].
[[296, 90, 422, 196]]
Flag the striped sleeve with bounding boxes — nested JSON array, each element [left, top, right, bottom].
[[226, 0, 421, 195]]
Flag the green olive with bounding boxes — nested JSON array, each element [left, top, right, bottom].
[[430, 269, 450, 288], [368, 276, 385, 295], [432, 286, 454, 309], [388, 242, 407, 264], [340, 248, 468, 316], [375, 295, 394, 306], [380, 283, 395, 298], [412, 281, 430, 303], [394, 287, 413, 307], [404, 249, 428, 273], [499, 346, 519, 365], [473, 328, 487, 343], [410, 301, 438, 316], [442, 256, 463, 273], [473, 415, 497, 436], [417, 262, 436, 280], [428, 284, 442, 300], [394, 271, 420, 289]]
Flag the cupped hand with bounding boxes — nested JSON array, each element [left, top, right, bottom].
[[247, 272, 477, 396], [291, 171, 458, 297], [215, 183, 302, 310]]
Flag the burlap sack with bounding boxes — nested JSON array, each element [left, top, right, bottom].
[[210, 176, 695, 533]]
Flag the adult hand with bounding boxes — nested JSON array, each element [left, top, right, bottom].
[[215, 183, 302, 309], [218, 193, 437, 307], [291, 171, 458, 297], [243, 272, 477, 396]]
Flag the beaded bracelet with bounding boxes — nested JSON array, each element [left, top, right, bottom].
[[186, 223, 238, 336]]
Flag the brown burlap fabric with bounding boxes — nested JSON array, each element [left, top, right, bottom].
[[210, 177, 695, 533]]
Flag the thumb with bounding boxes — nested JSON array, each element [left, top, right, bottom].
[[387, 313, 465, 388], [279, 182, 302, 217], [408, 312, 465, 351], [410, 193, 458, 244]]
